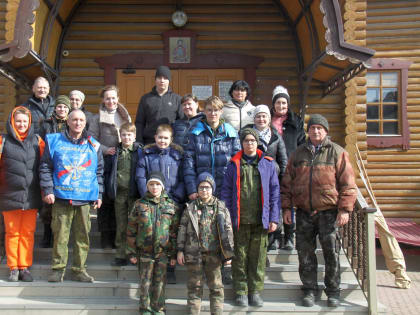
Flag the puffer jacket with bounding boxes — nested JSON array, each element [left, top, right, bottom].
[[281, 137, 357, 213], [135, 86, 182, 145], [243, 124, 288, 180], [89, 103, 131, 154], [183, 119, 241, 197], [136, 143, 185, 204], [126, 192, 180, 259], [280, 108, 306, 157], [221, 150, 281, 231], [177, 197, 234, 263], [0, 108, 45, 212], [172, 112, 205, 147], [221, 100, 255, 131], [104, 142, 142, 200], [21, 95, 55, 137]]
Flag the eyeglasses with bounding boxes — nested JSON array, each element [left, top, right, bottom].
[[243, 139, 257, 144], [198, 186, 212, 191], [205, 108, 221, 114]]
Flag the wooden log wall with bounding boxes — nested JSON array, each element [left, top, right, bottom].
[[366, 0, 420, 218], [57, 0, 346, 145]]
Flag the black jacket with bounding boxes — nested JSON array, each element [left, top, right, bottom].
[[0, 113, 43, 211], [282, 109, 306, 157], [39, 129, 104, 204], [243, 124, 288, 180], [172, 112, 205, 147], [135, 87, 182, 145], [21, 95, 55, 137], [40, 115, 67, 139], [104, 142, 142, 200]]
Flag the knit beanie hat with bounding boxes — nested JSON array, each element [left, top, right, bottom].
[[155, 65, 171, 81], [69, 90, 85, 103], [240, 128, 260, 146], [55, 95, 71, 111], [307, 114, 329, 132], [253, 104, 271, 120], [197, 172, 216, 193], [272, 85, 290, 106], [147, 171, 166, 188]]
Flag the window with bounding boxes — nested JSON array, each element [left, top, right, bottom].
[[366, 59, 412, 149]]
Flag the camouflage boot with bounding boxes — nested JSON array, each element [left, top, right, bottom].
[[71, 270, 94, 283], [48, 269, 65, 282]]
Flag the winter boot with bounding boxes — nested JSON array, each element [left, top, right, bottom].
[[283, 223, 295, 250]]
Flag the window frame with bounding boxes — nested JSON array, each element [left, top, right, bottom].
[[366, 58, 412, 150]]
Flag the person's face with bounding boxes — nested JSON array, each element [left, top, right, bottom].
[[32, 80, 50, 99], [70, 94, 83, 109], [254, 113, 270, 130], [14, 113, 30, 134], [67, 111, 86, 135], [103, 90, 119, 111], [147, 180, 163, 197], [274, 97, 288, 116], [155, 76, 169, 93], [308, 124, 328, 145], [55, 104, 69, 119], [232, 88, 247, 103], [242, 134, 258, 156], [121, 131, 136, 148], [155, 130, 172, 149], [182, 98, 199, 118], [204, 105, 222, 125], [198, 182, 213, 202]]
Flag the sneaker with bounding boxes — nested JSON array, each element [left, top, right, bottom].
[[327, 295, 340, 307], [166, 270, 177, 284], [302, 291, 315, 307], [111, 258, 128, 266], [249, 293, 263, 307], [48, 269, 65, 282], [283, 239, 294, 251], [8, 269, 19, 282], [19, 268, 33, 282], [221, 267, 232, 285], [71, 270, 94, 283], [235, 294, 248, 306]]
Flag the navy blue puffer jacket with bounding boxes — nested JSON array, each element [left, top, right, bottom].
[[183, 119, 240, 197], [172, 112, 205, 147]]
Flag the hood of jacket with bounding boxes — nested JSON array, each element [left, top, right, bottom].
[[7, 107, 34, 143], [98, 103, 131, 125], [143, 142, 184, 159], [191, 119, 237, 138]]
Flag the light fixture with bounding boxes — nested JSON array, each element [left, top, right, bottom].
[[171, 10, 188, 28]]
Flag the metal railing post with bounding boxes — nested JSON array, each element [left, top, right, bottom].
[[365, 208, 378, 315]]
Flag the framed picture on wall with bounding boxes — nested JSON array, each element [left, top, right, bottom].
[[169, 37, 191, 64]]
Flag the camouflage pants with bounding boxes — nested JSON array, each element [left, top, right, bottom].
[[232, 224, 268, 295], [114, 191, 136, 259], [51, 201, 91, 272], [138, 255, 168, 315], [296, 209, 340, 296], [186, 253, 224, 315]]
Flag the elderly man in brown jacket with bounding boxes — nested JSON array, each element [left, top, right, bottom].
[[281, 114, 357, 308]]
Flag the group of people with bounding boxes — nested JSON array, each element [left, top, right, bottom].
[[0, 65, 357, 315]]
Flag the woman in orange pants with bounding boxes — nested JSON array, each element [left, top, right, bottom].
[[0, 106, 44, 282]]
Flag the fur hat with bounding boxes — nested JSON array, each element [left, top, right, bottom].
[[147, 171, 166, 188], [307, 114, 329, 132], [253, 104, 271, 120], [155, 65, 171, 81], [272, 85, 290, 106], [197, 172, 216, 193], [240, 128, 260, 146], [55, 95, 71, 111]]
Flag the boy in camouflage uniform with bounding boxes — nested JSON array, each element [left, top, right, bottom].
[[177, 172, 234, 315], [127, 171, 180, 315]]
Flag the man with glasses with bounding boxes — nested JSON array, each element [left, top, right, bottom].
[[221, 128, 280, 307]]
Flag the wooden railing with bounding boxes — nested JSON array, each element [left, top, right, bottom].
[[339, 188, 378, 315]]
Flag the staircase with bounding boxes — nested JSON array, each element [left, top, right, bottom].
[[0, 215, 385, 314]]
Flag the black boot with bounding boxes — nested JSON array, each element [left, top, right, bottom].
[[283, 223, 295, 250], [40, 224, 52, 248], [267, 232, 277, 251], [101, 232, 113, 249], [166, 265, 176, 284]]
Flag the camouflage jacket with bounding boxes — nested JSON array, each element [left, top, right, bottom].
[[177, 197, 234, 263], [127, 192, 180, 259], [281, 137, 357, 213]]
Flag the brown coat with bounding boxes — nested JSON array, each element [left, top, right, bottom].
[[281, 137, 357, 213]]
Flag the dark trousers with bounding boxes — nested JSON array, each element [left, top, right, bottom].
[[296, 209, 341, 296]]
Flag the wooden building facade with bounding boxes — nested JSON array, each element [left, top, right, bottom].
[[0, 0, 419, 220]]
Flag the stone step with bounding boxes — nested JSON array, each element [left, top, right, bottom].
[[0, 280, 365, 301], [0, 297, 385, 315], [0, 261, 355, 282]]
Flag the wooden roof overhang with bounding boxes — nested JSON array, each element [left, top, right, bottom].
[[0, 0, 374, 105]]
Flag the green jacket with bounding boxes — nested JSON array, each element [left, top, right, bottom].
[[127, 192, 180, 259]]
